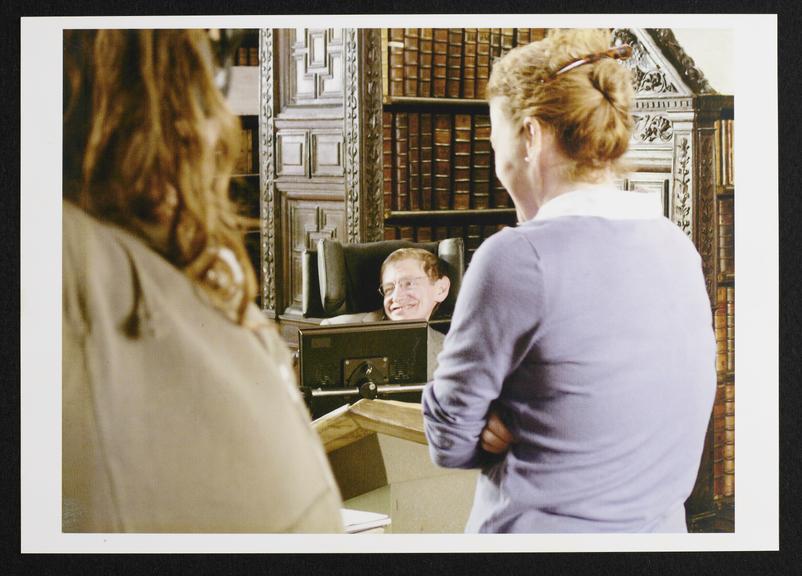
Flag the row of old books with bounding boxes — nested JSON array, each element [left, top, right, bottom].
[[383, 111, 512, 212], [234, 127, 257, 175], [712, 377, 735, 498], [718, 196, 734, 279], [716, 119, 734, 187], [384, 222, 507, 259], [714, 285, 735, 374], [387, 28, 545, 99], [236, 46, 260, 66]]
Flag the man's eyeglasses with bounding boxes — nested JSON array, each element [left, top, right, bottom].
[[379, 276, 428, 298]]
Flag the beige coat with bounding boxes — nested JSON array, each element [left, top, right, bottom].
[[62, 202, 343, 532]]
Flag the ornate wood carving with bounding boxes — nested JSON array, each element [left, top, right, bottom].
[[633, 113, 673, 143], [344, 29, 384, 245], [310, 130, 344, 177], [259, 28, 276, 314], [276, 129, 308, 177], [671, 134, 693, 238], [344, 28, 362, 243], [697, 128, 718, 302], [645, 29, 716, 95], [290, 28, 345, 104], [362, 29, 385, 242], [284, 197, 345, 312], [613, 28, 680, 96]]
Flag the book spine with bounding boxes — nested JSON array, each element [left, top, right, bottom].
[[420, 113, 434, 210], [476, 28, 491, 99], [237, 46, 248, 66], [530, 28, 547, 42], [726, 119, 734, 186], [446, 28, 463, 98], [714, 120, 723, 186], [418, 28, 434, 98], [471, 114, 492, 209], [384, 226, 399, 240], [501, 28, 515, 55], [712, 382, 726, 497], [403, 28, 420, 97], [462, 28, 478, 99], [416, 225, 432, 242], [399, 226, 415, 241], [489, 28, 502, 64], [408, 112, 421, 210], [434, 114, 453, 209], [433, 225, 450, 241], [383, 111, 394, 212], [234, 127, 254, 174], [726, 286, 734, 373], [466, 224, 482, 258], [394, 112, 409, 211], [491, 170, 511, 208], [714, 286, 727, 373], [718, 196, 734, 278], [453, 114, 472, 210], [723, 378, 735, 497], [249, 46, 259, 66], [515, 28, 531, 46], [381, 28, 390, 100], [432, 29, 448, 98], [389, 29, 405, 97]]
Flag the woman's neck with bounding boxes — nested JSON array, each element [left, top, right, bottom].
[[523, 167, 616, 221]]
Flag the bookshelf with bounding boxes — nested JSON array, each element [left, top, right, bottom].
[[224, 30, 262, 305], [712, 111, 735, 508], [381, 28, 546, 260]]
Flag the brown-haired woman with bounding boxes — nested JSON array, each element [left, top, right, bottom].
[[62, 30, 343, 532], [422, 29, 716, 533]]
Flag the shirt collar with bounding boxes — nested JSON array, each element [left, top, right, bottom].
[[532, 186, 664, 222]]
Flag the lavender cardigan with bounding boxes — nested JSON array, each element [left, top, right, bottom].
[[422, 188, 716, 533]]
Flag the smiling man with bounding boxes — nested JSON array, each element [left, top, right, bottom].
[[380, 248, 451, 321], [320, 247, 451, 325]]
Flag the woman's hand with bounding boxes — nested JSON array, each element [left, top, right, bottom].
[[480, 409, 514, 454]]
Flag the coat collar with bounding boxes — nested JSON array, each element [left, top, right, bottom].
[[532, 186, 664, 222]]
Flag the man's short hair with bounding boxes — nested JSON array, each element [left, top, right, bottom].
[[381, 247, 444, 281]]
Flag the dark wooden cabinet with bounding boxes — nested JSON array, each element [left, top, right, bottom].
[[253, 28, 383, 346]]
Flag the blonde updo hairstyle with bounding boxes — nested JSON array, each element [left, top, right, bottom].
[[487, 29, 634, 183]]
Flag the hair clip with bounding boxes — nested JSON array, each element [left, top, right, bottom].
[[541, 44, 632, 84]]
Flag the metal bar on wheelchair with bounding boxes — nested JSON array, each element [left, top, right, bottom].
[[309, 383, 426, 398]]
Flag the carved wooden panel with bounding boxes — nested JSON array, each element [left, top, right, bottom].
[[671, 131, 694, 238], [696, 125, 718, 302], [311, 130, 344, 177], [344, 28, 384, 243], [289, 27, 345, 105], [281, 194, 346, 314], [258, 28, 276, 314], [276, 129, 308, 177]]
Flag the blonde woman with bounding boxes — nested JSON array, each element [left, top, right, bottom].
[[62, 30, 343, 532], [422, 29, 716, 533]]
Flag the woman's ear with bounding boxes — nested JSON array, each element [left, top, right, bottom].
[[522, 116, 541, 162], [433, 275, 451, 303]]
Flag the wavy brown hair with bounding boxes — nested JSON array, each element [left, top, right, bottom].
[[487, 29, 634, 183], [63, 29, 257, 323]]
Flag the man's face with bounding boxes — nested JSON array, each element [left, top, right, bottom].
[[381, 258, 450, 321]]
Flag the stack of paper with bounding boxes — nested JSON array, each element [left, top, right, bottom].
[[340, 508, 391, 534]]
